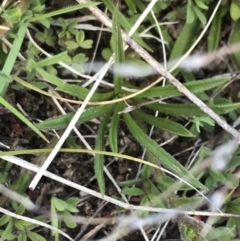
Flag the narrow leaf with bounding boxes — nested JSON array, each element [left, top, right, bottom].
[[112, 7, 125, 92], [35, 104, 113, 130], [122, 187, 145, 196], [148, 102, 240, 117], [63, 211, 76, 228], [95, 108, 113, 195], [208, 6, 223, 52], [28, 2, 100, 22], [27, 231, 47, 241], [169, 19, 200, 75], [138, 76, 229, 98], [36, 68, 64, 87], [102, 0, 151, 51], [132, 109, 194, 137], [52, 197, 68, 211], [56, 83, 114, 101], [124, 113, 205, 189], [109, 102, 124, 153], [36, 52, 68, 68], [1, 22, 27, 96]]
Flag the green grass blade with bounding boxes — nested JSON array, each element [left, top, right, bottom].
[[109, 101, 124, 153], [207, 5, 223, 52], [95, 108, 113, 196], [102, 0, 151, 51], [132, 110, 194, 137], [123, 113, 206, 189], [0, 22, 27, 96], [0, 73, 12, 97], [230, 20, 240, 69], [35, 104, 113, 130], [112, 7, 125, 93], [56, 83, 114, 101], [35, 52, 68, 68], [148, 102, 240, 117], [28, 2, 100, 22], [0, 97, 48, 142], [137, 76, 230, 98], [36, 68, 64, 87], [169, 19, 201, 75]]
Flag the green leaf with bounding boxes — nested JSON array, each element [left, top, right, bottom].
[[179, 225, 198, 241], [174, 196, 203, 207], [208, 6, 222, 52], [15, 216, 46, 231], [51, 204, 58, 231], [147, 193, 164, 208], [147, 102, 240, 117], [73, 53, 88, 63], [36, 67, 64, 87], [18, 230, 27, 241], [65, 40, 78, 50], [1, 22, 28, 96], [52, 197, 68, 211], [118, 178, 143, 187], [63, 210, 76, 228], [123, 0, 136, 12], [192, 5, 206, 24], [109, 102, 124, 153], [56, 83, 114, 101], [80, 40, 93, 49], [192, 116, 215, 133], [122, 187, 145, 196], [2, 218, 14, 240], [227, 217, 240, 233], [0, 97, 48, 142], [65, 197, 79, 206], [0, 214, 11, 226], [3, 7, 22, 25], [11, 172, 30, 193], [112, 6, 125, 92], [35, 104, 113, 130], [132, 109, 194, 137], [123, 113, 206, 189], [94, 108, 113, 195], [27, 231, 47, 241], [15, 220, 25, 231], [137, 75, 229, 98], [76, 30, 85, 44], [195, 0, 208, 10], [0, 72, 12, 97], [16, 205, 26, 215], [35, 52, 67, 68], [102, 0, 151, 51], [230, 20, 240, 69], [139, 195, 149, 217], [66, 205, 78, 213], [28, 2, 100, 22], [205, 227, 235, 241], [148, 181, 161, 196], [187, 4, 195, 24], [141, 163, 152, 179], [209, 169, 226, 183], [230, 1, 240, 21], [169, 19, 200, 75]]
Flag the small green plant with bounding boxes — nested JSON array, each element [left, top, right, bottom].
[[186, 0, 212, 24], [51, 197, 79, 232], [0, 205, 46, 241]]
